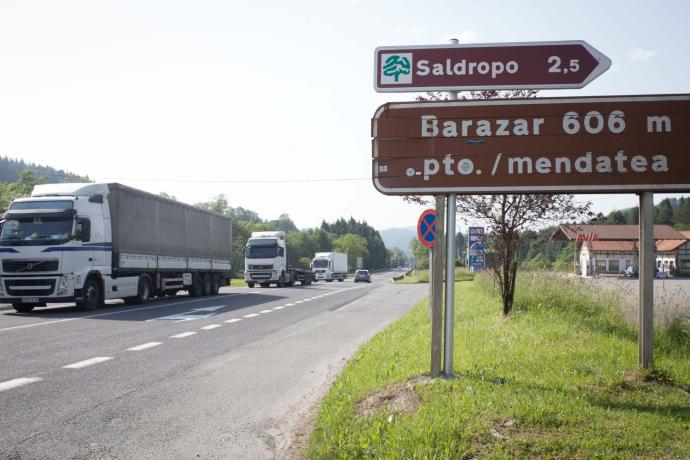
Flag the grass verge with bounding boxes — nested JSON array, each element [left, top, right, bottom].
[[228, 278, 246, 287], [308, 272, 690, 458], [395, 268, 475, 284]]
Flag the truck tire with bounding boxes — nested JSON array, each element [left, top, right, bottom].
[[12, 303, 34, 313], [125, 276, 153, 305], [247, 282, 255, 288], [202, 273, 213, 296], [77, 278, 102, 311], [189, 273, 203, 297], [211, 275, 221, 295]]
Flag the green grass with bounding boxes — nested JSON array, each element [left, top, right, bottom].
[[308, 272, 690, 459], [395, 268, 475, 284], [228, 278, 246, 287]]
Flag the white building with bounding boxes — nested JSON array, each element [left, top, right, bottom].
[[551, 224, 688, 276]]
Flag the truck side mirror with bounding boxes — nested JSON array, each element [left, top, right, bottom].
[[76, 218, 91, 242], [278, 247, 284, 257]]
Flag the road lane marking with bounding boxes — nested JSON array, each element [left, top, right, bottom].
[[148, 305, 226, 322], [0, 377, 42, 392], [243, 313, 259, 318], [169, 332, 197, 338], [224, 318, 242, 323], [260, 310, 273, 314], [63, 357, 114, 369], [127, 342, 162, 351], [285, 303, 295, 306], [0, 295, 237, 333], [294, 300, 304, 304], [201, 324, 222, 330], [273, 306, 284, 310]]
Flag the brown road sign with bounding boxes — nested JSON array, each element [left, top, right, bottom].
[[374, 41, 611, 92], [372, 94, 690, 195]]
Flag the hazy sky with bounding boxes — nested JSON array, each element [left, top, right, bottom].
[[1, 0, 689, 230]]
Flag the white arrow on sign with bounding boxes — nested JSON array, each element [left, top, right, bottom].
[[148, 305, 226, 322]]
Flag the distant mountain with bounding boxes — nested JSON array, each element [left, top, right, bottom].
[[0, 156, 89, 183], [379, 226, 416, 254]]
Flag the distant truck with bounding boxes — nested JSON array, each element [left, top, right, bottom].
[[0, 183, 232, 313], [311, 252, 348, 282], [244, 231, 313, 287]]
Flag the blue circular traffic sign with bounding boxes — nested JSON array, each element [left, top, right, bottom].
[[417, 209, 437, 248]]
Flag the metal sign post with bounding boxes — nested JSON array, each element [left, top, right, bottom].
[[431, 197, 445, 377], [639, 192, 654, 367]]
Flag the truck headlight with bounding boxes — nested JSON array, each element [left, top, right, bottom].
[[57, 275, 69, 295]]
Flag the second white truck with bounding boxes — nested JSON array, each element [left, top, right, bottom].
[[311, 252, 348, 282]]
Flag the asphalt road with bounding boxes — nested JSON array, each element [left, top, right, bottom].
[[0, 270, 427, 459]]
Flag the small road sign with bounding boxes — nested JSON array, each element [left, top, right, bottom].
[[417, 209, 437, 248], [372, 94, 690, 195], [374, 40, 611, 92]]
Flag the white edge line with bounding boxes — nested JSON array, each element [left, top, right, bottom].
[[0, 377, 43, 391], [62, 357, 114, 369], [127, 342, 163, 351], [169, 332, 197, 338], [0, 294, 238, 333]]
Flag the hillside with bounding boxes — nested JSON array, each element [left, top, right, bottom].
[[0, 156, 89, 183], [379, 226, 416, 254]]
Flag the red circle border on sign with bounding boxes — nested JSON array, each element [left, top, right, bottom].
[[417, 209, 437, 248]]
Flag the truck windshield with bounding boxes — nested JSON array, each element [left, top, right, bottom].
[[245, 245, 278, 259], [312, 259, 329, 268], [0, 217, 73, 246]]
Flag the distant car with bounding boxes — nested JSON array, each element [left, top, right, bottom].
[[624, 266, 638, 277], [354, 269, 371, 283]]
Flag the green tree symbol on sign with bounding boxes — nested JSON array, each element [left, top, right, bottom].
[[383, 55, 411, 82]]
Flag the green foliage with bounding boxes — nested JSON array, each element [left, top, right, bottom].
[[655, 198, 674, 225], [0, 168, 89, 210], [386, 247, 408, 268], [333, 234, 369, 270], [409, 238, 429, 270], [0, 156, 89, 184], [309, 275, 690, 459], [322, 217, 389, 270]]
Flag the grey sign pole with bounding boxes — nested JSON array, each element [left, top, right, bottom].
[[431, 196, 445, 377], [443, 38, 459, 378], [638, 192, 654, 368]]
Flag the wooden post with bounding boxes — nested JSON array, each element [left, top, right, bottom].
[[430, 196, 445, 377], [638, 192, 654, 368]]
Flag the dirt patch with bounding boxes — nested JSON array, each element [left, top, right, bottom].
[[356, 379, 424, 417]]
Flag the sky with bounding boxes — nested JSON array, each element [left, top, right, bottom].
[[1, 0, 689, 231]]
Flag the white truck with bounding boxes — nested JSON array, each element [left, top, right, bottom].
[[311, 252, 348, 282], [0, 183, 232, 313], [244, 231, 313, 287]]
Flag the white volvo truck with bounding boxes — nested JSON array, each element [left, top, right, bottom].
[[244, 231, 313, 287], [311, 252, 348, 282], [0, 183, 232, 312]]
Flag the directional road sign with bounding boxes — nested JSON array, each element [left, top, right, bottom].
[[417, 209, 437, 248], [374, 41, 611, 92], [372, 94, 690, 195]]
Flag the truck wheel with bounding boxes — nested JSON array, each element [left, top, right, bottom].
[[189, 273, 203, 297], [247, 282, 255, 288], [77, 278, 102, 311], [202, 273, 213, 296], [12, 303, 34, 313], [211, 275, 221, 295]]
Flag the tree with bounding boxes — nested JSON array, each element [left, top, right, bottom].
[[0, 169, 48, 210], [268, 213, 298, 233], [159, 191, 178, 201], [333, 234, 368, 270], [655, 198, 674, 225], [457, 195, 590, 315], [674, 197, 690, 228], [409, 238, 429, 270]]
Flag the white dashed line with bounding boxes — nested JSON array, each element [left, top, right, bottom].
[[294, 301, 304, 304], [201, 324, 222, 330], [62, 357, 114, 369], [285, 303, 295, 306], [0, 377, 43, 392], [243, 313, 259, 318], [224, 318, 242, 323], [127, 342, 162, 351], [260, 310, 273, 314], [273, 306, 284, 310], [170, 332, 197, 338]]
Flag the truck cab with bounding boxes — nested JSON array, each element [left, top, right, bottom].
[[243, 231, 313, 287], [0, 183, 115, 312], [311, 252, 347, 282]]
